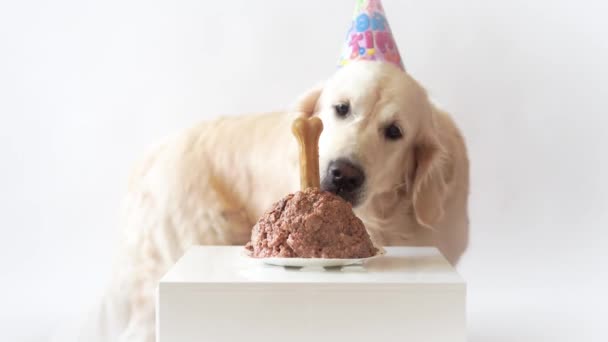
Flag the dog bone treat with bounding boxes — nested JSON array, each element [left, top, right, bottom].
[[245, 116, 378, 259], [245, 187, 377, 258], [291, 116, 323, 189]]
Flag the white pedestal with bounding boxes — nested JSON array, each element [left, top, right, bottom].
[[157, 246, 466, 342]]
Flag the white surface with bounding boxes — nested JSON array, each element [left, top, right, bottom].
[[158, 246, 465, 342], [1, 0, 607, 341], [163, 246, 463, 284], [246, 246, 386, 267]]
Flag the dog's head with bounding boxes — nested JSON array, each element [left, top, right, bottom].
[[294, 61, 448, 228]]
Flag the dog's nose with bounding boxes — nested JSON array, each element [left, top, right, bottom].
[[326, 160, 365, 193]]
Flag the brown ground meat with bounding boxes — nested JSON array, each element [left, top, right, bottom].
[[245, 188, 378, 258]]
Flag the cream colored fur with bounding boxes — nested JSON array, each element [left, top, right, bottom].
[[96, 61, 469, 342]]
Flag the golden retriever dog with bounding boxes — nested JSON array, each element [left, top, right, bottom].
[[90, 61, 469, 342]]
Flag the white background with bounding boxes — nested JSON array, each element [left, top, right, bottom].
[[1, 0, 607, 341]]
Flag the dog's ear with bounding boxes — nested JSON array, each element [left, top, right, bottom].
[[411, 130, 449, 229], [291, 82, 324, 117]]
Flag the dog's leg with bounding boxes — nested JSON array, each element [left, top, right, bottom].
[[113, 171, 254, 342], [118, 303, 154, 342]]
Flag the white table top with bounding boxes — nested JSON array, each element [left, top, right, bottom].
[[160, 246, 464, 289]]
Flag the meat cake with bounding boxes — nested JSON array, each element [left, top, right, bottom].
[[246, 188, 377, 259]]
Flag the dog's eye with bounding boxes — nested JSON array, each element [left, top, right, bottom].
[[384, 124, 403, 140], [334, 103, 350, 117]]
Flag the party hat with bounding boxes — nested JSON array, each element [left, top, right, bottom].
[[337, 0, 405, 71]]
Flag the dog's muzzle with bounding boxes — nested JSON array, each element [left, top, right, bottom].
[[320, 159, 365, 206]]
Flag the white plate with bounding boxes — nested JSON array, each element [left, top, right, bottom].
[[244, 247, 386, 267]]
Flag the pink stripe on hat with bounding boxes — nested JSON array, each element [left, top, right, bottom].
[[338, 0, 405, 71]]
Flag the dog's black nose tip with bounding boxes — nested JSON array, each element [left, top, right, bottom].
[[326, 160, 365, 192]]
